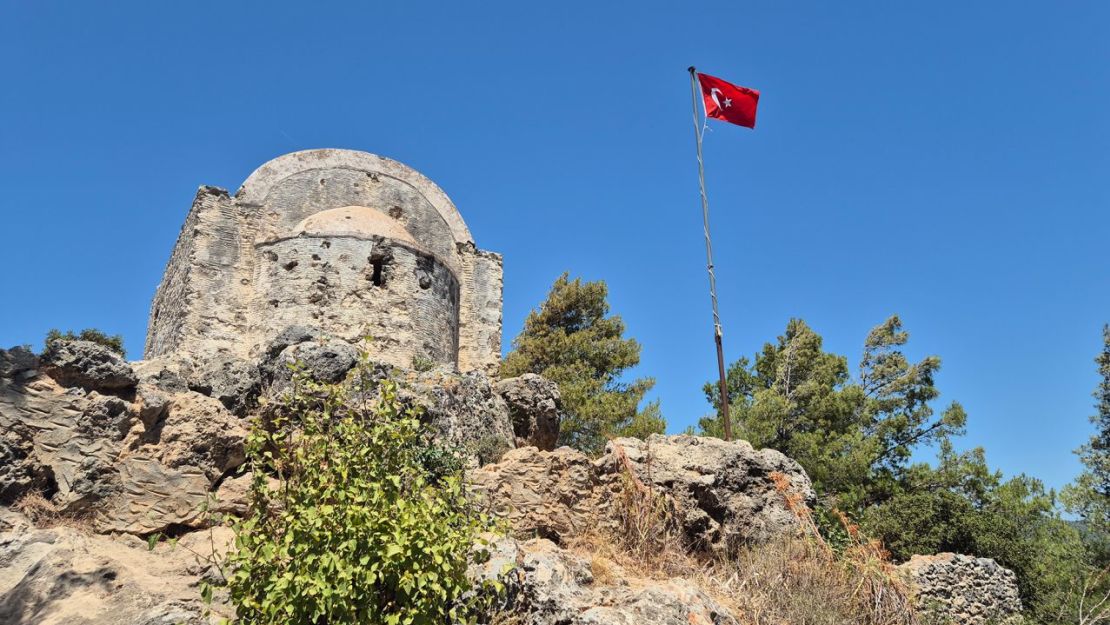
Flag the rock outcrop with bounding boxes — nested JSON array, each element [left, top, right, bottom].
[[1, 341, 564, 532], [471, 434, 815, 552], [0, 510, 231, 625], [496, 374, 562, 451], [0, 346, 37, 379], [899, 552, 1022, 625], [0, 345, 246, 534], [40, 340, 138, 392], [470, 535, 737, 625]]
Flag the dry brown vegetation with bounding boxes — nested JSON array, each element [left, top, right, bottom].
[[13, 491, 93, 531], [566, 462, 920, 625]]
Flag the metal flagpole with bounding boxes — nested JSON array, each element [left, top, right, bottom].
[[687, 66, 733, 442]]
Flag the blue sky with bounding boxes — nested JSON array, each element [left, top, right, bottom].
[[1, 1, 1107, 491]]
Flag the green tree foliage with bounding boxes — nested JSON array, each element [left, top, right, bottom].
[[502, 273, 664, 455], [224, 357, 500, 625], [862, 443, 1090, 621], [700, 316, 965, 510], [699, 316, 1101, 621], [45, 327, 125, 356], [1064, 324, 1110, 543]]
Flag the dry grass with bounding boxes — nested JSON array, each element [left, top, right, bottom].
[[13, 491, 93, 530], [566, 454, 919, 625]]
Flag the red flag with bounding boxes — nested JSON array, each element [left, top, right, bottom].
[[696, 72, 759, 129]]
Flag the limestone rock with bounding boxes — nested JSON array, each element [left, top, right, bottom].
[[266, 325, 322, 357], [1, 365, 245, 534], [0, 514, 232, 625], [0, 375, 117, 510], [129, 390, 247, 481], [602, 435, 816, 552], [400, 369, 516, 464], [0, 346, 38, 380], [131, 358, 191, 394], [496, 374, 562, 451], [264, 339, 360, 388], [95, 458, 211, 535], [39, 340, 138, 391], [470, 447, 600, 540], [186, 356, 260, 415], [472, 435, 814, 552], [0, 383, 51, 503], [900, 552, 1022, 625], [469, 536, 737, 625], [212, 473, 252, 517]]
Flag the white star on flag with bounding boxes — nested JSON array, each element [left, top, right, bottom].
[[723, 98, 732, 107]]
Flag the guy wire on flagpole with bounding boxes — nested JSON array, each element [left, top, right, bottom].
[[687, 66, 733, 442]]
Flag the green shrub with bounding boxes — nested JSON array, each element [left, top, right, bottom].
[[223, 357, 501, 625], [470, 435, 512, 466], [45, 328, 126, 356]]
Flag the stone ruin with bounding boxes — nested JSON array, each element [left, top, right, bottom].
[[145, 149, 503, 374], [899, 552, 1023, 625], [0, 148, 1026, 625]]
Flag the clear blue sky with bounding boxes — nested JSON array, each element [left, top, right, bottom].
[[2, 1, 1107, 492]]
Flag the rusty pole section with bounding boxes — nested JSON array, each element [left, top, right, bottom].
[[688, 66, 732, 441]]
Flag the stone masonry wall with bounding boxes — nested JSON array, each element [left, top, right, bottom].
[[254, 234, 460, 369], [900, 553, 1022, 625], [457, 242, 503, 374], [146, 186, 251, 360], [144, 149, 502, 373]]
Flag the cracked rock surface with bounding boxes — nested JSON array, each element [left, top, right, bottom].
[[471, 434, 816, 553]]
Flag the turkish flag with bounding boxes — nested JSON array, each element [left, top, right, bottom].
[[697, 72, 759, 129]]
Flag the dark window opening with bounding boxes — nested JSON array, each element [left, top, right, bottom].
[[370, 258, 385, 287]]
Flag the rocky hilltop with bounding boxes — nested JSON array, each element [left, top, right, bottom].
[[0, 151, 1022, 625]]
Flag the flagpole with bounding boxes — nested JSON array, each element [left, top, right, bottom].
[[688, 66, 733, 442]]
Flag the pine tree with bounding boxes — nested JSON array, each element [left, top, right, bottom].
[[502, 273, 664, 455], [1064, 324, 1110, 539], [699, 316, 965, 509]]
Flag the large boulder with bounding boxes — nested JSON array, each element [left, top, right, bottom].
[[470, 536, 737, 625], [261, 337, 360, 390], [39, 340, 137, 392], [471, 435, 815, 553], [495, 374, 562, 451], [900, 553, 1022, 625], [399, 369, 516, 465], [601, 435, 816, 551], [185, 355, 260, 416], [0, 346, 38, 380]]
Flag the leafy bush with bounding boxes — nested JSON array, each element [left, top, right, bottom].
[[45, 328, 125, 356], [223, 357, 500, 625], [470, 435, 512, 466]]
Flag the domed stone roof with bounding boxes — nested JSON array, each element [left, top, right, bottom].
[[292, 206, 417, 244]]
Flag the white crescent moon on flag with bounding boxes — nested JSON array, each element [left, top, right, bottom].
[[710, 87, 723, 110]]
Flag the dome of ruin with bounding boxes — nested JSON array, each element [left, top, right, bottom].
[[292, 206, 417, 244]]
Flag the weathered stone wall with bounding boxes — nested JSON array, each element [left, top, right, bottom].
[[144, 149, 503, 374], [254, 234, 460, 369], [458, 242, 503, 374], [145, 186, 243, 358], [900, 553, 1022, 625]]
